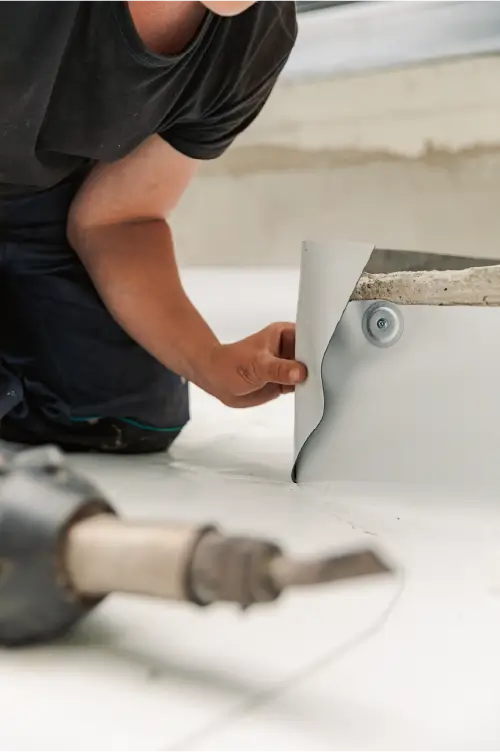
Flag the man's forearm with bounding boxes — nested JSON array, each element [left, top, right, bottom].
[[69, 219, 221, 393]]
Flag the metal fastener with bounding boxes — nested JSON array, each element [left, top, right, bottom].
[[362, 302, 404, 348]]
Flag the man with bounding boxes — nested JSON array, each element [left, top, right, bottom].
[[0, 0, 307, 454]]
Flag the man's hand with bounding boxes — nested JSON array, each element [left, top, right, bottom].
[[206, 322, 307, 408]]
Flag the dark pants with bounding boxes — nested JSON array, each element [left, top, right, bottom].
[[0, 171, 189, 454]]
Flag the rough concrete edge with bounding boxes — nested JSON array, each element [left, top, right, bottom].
[[352, 264, 500, 305]]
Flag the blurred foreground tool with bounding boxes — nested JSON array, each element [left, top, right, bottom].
[[0, 442, 393, 646]]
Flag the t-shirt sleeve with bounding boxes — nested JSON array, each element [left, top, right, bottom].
[[162, 52, 290, 161]]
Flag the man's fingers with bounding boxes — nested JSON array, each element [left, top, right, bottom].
[[256, 354, 307, 386], [279, 326, 296, 362]]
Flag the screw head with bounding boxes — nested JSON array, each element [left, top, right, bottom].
[[362, 302, 404, 348]]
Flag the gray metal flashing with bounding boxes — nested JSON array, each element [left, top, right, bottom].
[[287, 1, 500, 83]]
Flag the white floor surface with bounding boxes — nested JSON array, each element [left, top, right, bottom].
[[1, 269, 500, 751]]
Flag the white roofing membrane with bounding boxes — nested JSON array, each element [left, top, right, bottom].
[[2, 268, 499, 750]]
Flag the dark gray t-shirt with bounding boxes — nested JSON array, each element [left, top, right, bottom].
[[0, 1, 297, 196]]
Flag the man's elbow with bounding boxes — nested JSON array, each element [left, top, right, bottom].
[[66, 201, 92, 254], [66, 195, 162, 254]]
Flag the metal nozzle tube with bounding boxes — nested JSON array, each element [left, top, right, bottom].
[[65, 515, 393, 608]]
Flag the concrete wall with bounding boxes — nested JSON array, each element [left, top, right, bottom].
[[171, 55, 500, 268]]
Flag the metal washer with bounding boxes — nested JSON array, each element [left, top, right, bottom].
[[362, 302, 404, 348]]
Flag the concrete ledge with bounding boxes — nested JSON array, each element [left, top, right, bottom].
[[353, 264, 500, 305]]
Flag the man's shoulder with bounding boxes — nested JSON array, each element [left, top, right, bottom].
[[254, 1, 298, 41], [158, 2, 297, 160], [211, 1, 298, 127], [215, 1, 297, 98], [237, 1, 298, 64]]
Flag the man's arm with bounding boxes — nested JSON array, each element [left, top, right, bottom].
[[67, 135, 306, 408]]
